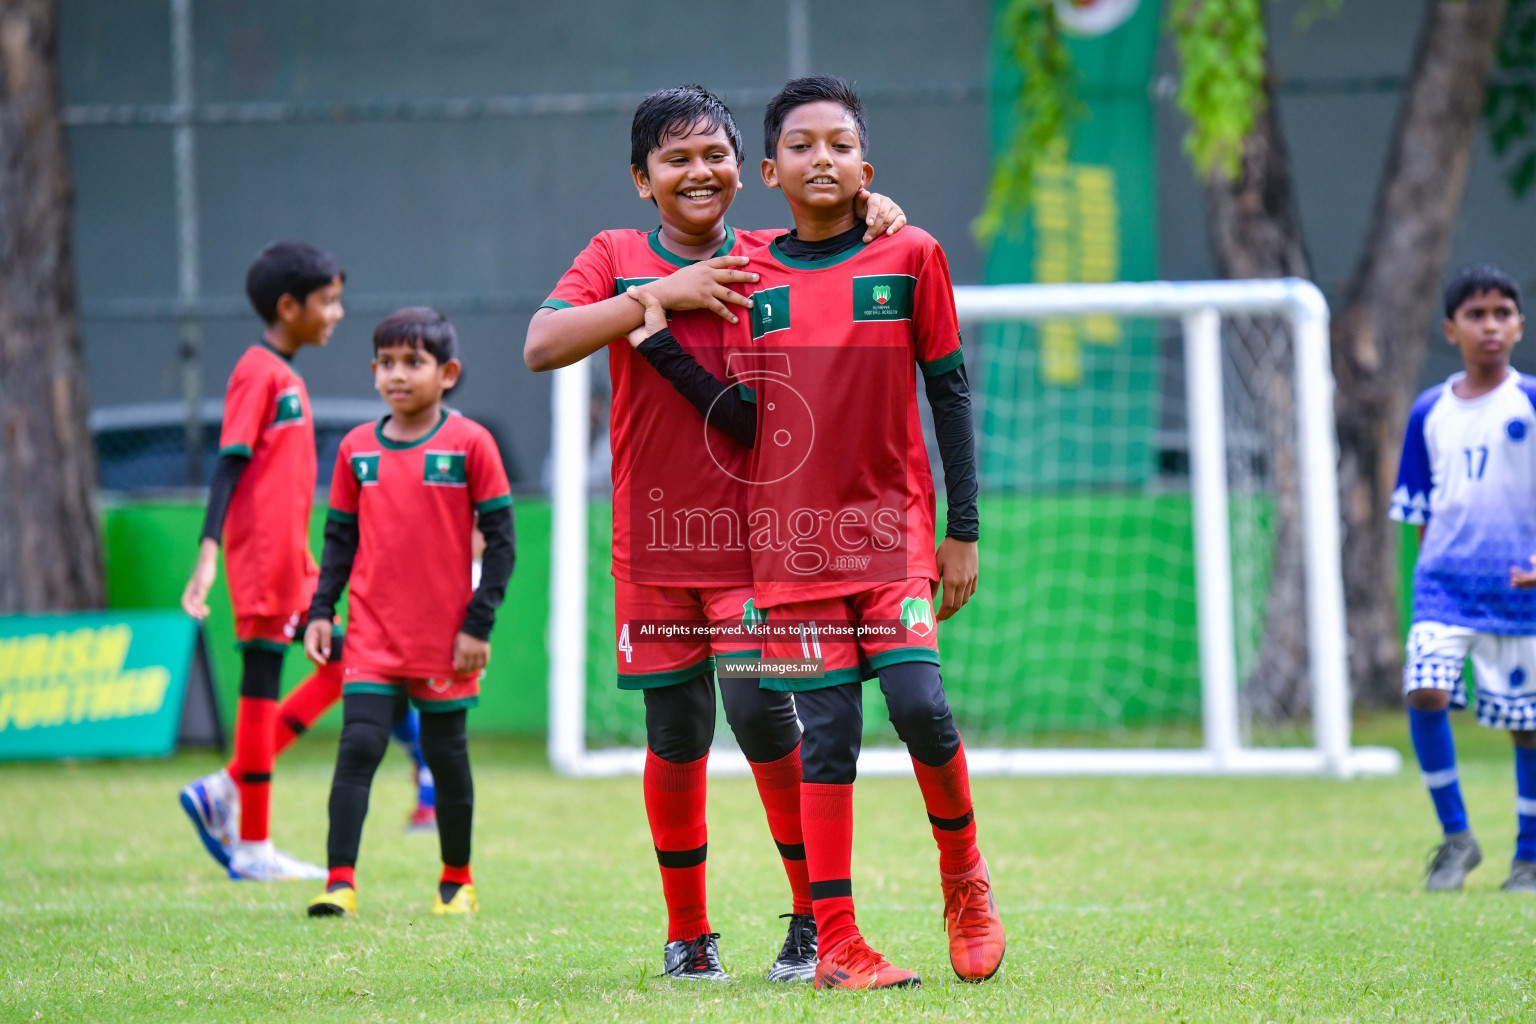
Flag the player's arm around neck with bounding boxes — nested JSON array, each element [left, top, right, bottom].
[[525, 258, 758, 372]]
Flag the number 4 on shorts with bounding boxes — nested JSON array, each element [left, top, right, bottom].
[[619, 623, 633, 663]]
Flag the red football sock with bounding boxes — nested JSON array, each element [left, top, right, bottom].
[[749, 744, 812, 915], [801, 782, 858, 958], [643, 748, 710, 942], [272, 661, 344, 758], [911, 740, 980, 875], [440, 863, 472, 886], [327, 866, 355, 890], [233, 696, 276, 842]]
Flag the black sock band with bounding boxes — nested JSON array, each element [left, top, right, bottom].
[[809, 879, 852, 901], [655, 843, 708, 869], [774, 839, 807, 861], [928, 809, 975, 831]]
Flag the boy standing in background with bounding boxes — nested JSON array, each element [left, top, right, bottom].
[[1392, 264, 1536, 894], [304, 308, 514, 916]]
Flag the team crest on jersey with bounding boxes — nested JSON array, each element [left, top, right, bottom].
[[350, 452, 381, 486], [423, 450, 467, 486], [272, 386, 305, 428], [852, 274, 914, 321], [1508, 419, 1529, 443], [741, 598, 766, 636], [750, 286, 792, 339], [899, 596, 935, 637]]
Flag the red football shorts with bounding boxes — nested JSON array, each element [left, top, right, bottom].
[[341, 667, 481, 712], [759, 577, 940, 692], [613, 581, 762, 690], [234, 571, 320, 650]]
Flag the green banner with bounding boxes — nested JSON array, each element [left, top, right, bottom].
[[0, 611, 209, 761], [984, 0, 1162, 490]]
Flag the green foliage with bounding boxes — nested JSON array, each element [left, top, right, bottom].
[[975, 0, 1083, 243], [1485, 0, 1536, 199], [1168, 0, 1269, 179]]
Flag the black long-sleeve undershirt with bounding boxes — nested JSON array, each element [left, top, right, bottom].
[[309, 515, 359, 625], [199, 452, 250, 543], [308, 506, 516, 641], [635, 327, 980, 542], [461, 506, 515, 641]]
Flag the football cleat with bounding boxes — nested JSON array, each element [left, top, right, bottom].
[[941, 855, 1006, 981], [1425, 831, 1482, 891], [767, 912, 818, 982], [228, 839, 327, 881], [432, 883, 480, 915], [406, 803, 437, 832], [1501, 859, 1536, 893], [307, 884, 357, 917], [178, 770, 237, 869], [813, 936, 919, 990], [661, 933, 729, 981]]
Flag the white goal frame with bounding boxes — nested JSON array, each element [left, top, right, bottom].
[[546, 278, 1401, 779]]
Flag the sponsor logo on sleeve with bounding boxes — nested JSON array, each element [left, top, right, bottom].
[[350, 452, 381, 486], [272, 386, 305, 428], [749, 286, 792, 340]]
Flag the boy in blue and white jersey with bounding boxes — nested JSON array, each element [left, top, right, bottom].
[[1391, 263, 1535, 892]]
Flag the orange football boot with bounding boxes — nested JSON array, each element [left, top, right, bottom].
[[813, 936, 920, 990], [942, 855, 1005, 981]]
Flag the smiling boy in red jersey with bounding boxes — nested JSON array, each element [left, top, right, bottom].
[[627, 76, 1002, 990], [523, 85, 906, 982], [304, 308, 514, 918], [178, 241, 344, 882]]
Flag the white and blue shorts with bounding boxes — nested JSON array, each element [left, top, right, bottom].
[[1404, 620, 1536, 730]]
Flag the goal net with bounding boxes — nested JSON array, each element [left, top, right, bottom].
[[546, 279, 1401, 777]]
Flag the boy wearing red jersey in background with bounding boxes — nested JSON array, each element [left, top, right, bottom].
[[304, 308, 514, 917], [628, 76, 1003, 990], [178, 241, 343, 882], [524, 85, 905, 981]]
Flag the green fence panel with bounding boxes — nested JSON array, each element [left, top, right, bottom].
[[102, 499, 551, 735]]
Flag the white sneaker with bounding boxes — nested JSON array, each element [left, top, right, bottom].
[[228, 839, 327, 881], [179, 769, 238, 869]]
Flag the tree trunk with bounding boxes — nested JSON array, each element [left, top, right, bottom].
[[1201, 71, 1314, 721], [0, 0, 103, 611], [1333, 0, 1508, 706]]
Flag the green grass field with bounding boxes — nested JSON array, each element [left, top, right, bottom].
[[3, 716, 1532, 1023]]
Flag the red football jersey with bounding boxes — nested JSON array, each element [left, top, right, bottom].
[[540, 226, 783, 587], [328, 411, 512, 678], [721, 227, 964, 609], [218, 343, 318, 618]]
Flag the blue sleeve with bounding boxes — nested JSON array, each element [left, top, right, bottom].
[[1390, 387, 1440, 525], [1517, 373, 1536, 419]]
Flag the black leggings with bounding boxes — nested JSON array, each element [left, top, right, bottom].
[[643, 673, 802, 764], [327, 692, 473, 870], [797, 661, 961, 785]]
